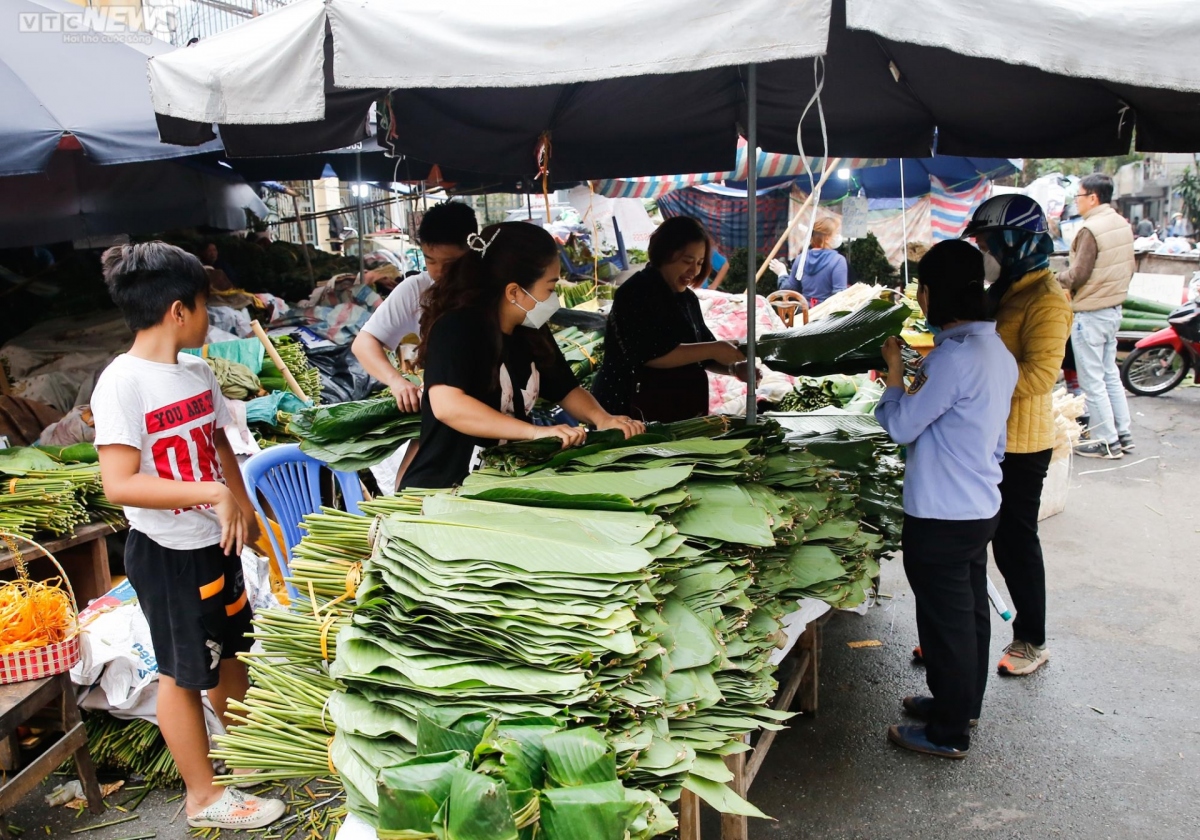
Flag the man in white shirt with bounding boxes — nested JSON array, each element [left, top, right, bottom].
[[353, 202, 478, 407], [352, 202, 478, 483]]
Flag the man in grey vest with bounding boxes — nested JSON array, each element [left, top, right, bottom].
[[1058, 174, 1135, 459]]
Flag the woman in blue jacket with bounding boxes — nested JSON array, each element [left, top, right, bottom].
[[780, 218, 848, 305], [875, 240, 1018, 760]]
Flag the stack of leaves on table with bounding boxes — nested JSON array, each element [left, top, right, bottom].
[[0, 444, 123, 538], [214, 417, 901, 838]]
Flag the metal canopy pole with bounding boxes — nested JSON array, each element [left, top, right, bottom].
[[356, 151, 367, 282], [745, 63, 759, 424], [899, 158, 910, 287]]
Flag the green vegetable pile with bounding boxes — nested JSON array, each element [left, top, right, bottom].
[[553, 326, 605, 388], [776, 380, 839, 412], [774, 375, 883, 415], [288, 397, 422, 472], [753, 298, 909, 377], [265, 335, 321, 403], [0, 445, 123, 538], [64, 714, 180, 789], [1120, 294, 1176, 333]]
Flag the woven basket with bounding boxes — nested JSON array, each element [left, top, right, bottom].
[[0, 533, 81, 685]]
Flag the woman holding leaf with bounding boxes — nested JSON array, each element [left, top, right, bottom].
[[874, 240, 1017, 760], [591, 216, 748, 422], [401, 222, 644, 489]]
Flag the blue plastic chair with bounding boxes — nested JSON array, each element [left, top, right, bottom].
[[241, 444, 365, 599]]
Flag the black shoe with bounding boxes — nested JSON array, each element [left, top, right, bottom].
[[1118, 433, 1136, 453], [1074, 440, 1123, 459], [887, 724, 969, 759], [902, 695, 978, 727]]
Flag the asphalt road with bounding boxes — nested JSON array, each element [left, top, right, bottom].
[[11, 386, 1199, 840], [747, 384, 1200, 840]]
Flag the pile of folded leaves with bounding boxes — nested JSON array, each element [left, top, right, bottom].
[[287, 396, 421, 472]]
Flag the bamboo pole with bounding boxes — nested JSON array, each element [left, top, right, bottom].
[[251, 321, 307, 401], [754, 157, 842, 281]]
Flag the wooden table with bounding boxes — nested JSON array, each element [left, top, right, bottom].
[[0, 673, 103, 836], [678, 610, 833, 840], [0, 522, 118, 607]]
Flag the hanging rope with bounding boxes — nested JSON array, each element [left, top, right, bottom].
[[535, 132, 553, 223]]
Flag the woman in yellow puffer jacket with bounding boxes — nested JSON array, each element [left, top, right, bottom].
[[963, 195, 1072, 679]]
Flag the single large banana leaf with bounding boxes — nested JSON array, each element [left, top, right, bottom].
[[539, 781, 646, 840], [752, 298, 908, 377], [681, 775, 768, 819], [461, 466, 692, 502], [378, 513, 653, 576], [417, 710, 495, 756], [436, 768, 518, 840], [377, 751, 470, 837], [542, 728, 618, 788]]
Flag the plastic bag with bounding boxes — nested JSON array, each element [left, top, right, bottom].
[[182, 338, 266, 374], [305, 343, 384, 404]]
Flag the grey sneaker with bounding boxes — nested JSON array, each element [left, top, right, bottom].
[[1118, 433, 1136, 453], [1074, 440, 1123, 459], [997, 640, 1050, 676]]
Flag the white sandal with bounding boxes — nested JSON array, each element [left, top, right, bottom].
[[187, 787, 286, 829]]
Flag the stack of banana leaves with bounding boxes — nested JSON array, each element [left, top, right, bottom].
[[287, 396, 423, 472], [213, 415, 901, 838], [769, 410, 904, 558], [552, 326, 605, 388]]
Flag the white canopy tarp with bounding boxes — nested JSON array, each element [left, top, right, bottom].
[[149, 0, 1200, 129], [851, 0, 1200, 94], [149, 0, 832, 125]]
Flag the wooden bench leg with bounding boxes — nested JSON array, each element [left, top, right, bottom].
[[721, 752, 749, 840], [55, 539, 112, 609], [58, 675, 103, 815], [678, 788, 702, 840], [798, 620, 823, 715]]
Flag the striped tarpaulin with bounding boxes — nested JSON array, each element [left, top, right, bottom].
[[657, 185, 790, 253], [592, 142, 887, 199], [930, 176, 992, 241]]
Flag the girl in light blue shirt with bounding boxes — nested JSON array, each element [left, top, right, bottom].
[[874, 240, 1017, 760]]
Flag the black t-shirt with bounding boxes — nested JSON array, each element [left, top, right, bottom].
[[591, 266, 716, 421], [400, 307, 579, 490]]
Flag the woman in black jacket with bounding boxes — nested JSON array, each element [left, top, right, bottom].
[[591, 217, 747, 422]]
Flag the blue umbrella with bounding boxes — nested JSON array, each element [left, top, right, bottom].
[[0, 0, 220, 177]]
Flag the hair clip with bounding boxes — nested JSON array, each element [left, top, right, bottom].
[[467, 230, 500, 257]]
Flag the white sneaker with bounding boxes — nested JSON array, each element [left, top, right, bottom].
[[187, 787, 286, 829]]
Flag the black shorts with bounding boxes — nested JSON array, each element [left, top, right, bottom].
[[125, 530, 254, 691]]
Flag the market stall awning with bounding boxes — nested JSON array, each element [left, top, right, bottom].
[[0, 0, 222, 177], [149, 0, 1200, 174], [0, 156, 269, 249]]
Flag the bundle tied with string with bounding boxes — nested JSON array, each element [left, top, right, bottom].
[[0, 532, 81, 684]]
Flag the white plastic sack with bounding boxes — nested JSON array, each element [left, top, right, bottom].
[[1038, 452, 1072, 521], [769, 599, 832, 666]]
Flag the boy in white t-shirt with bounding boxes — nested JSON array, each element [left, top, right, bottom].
[[92, 243, 284, 830]]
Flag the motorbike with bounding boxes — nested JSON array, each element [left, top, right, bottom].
[[1120, 301, 1200, 396]]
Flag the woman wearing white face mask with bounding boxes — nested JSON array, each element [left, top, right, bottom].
[[960, 195, 1072, 679], [401, 222, 644, 489], [591, 216, 748, 422]]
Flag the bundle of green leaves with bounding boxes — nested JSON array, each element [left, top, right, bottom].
[[288, 396, 422, 472]]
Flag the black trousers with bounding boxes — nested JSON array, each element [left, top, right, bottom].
[[992, 449, 1052, 647], [903, 513, 1000, 750]]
